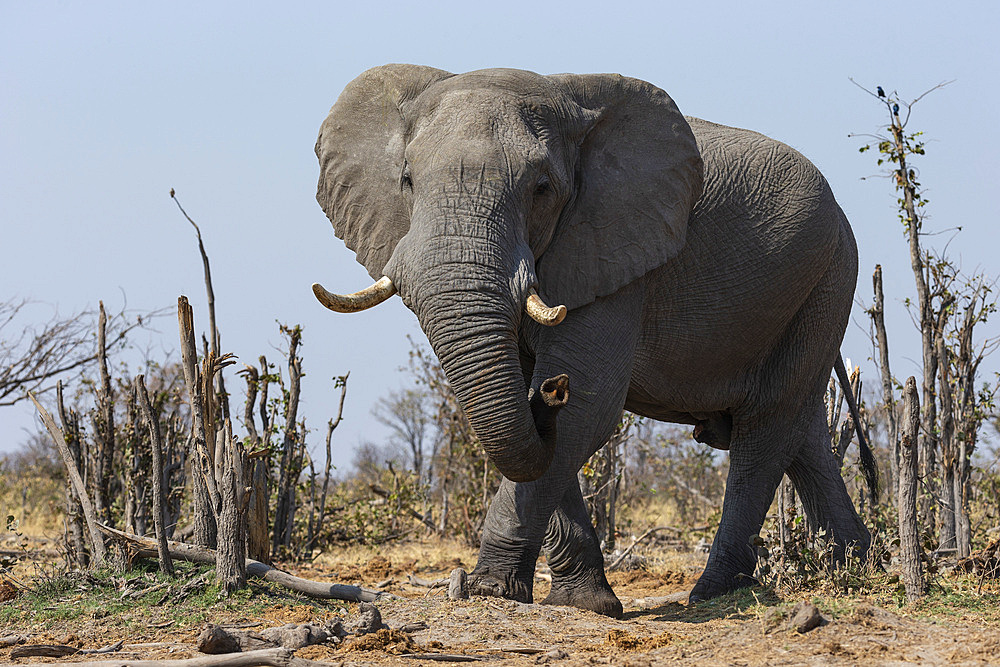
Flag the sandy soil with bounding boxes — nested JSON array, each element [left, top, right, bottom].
[[3, 543, 999, 666]]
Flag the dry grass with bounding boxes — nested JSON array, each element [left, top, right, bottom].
[[0, 471, 64, 536]]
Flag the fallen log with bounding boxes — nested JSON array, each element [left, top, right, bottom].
[[10, 645, 78, 658], [197, 621, 345, 654], [97, 524, 386, 603], [0, 647, 328, 667]]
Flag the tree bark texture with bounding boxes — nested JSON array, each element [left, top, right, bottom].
[[134, 374, 175, 577], [272, 326, 302, 555], [871, 265, 899, 494], [178, 296, 218, 548], [216, 420, 248, 593], [953, 303, 982, 559], [57, 382, 89, 569], [935, 321, 957, 551], [241, 364, 270, 564], [898, 376, 926, 601], [777, 476, 796, 565], [92, 301, 116, 525]]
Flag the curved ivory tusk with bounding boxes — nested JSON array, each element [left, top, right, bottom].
[[312, 276, 396, 313], [526, 288, 567, 326]]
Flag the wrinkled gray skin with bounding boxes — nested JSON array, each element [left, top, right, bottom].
[[315, 65, 871, 618]]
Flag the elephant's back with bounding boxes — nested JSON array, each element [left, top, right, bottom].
[[685, 116, 842, 244]]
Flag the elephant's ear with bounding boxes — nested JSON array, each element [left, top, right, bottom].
[[539, 74, 703, 311], [316, 64, 453, 279]]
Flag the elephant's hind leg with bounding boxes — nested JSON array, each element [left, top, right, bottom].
[[786, 404, 871, 560], [688, 417, 800, 601], [540, 482, 623, 618]]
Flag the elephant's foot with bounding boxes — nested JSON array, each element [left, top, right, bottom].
[[688, 558, 758, 603], [467, 567, 532, 603], [541, 569, 623, 618]]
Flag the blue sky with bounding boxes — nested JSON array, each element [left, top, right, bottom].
[[2, 1, 998, 466]]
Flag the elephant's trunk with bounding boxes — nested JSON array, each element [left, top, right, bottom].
[[384, 214, 565, 482], [418, 292, 561, 483]]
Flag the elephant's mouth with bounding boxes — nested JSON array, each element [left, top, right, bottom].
[[312, 276, 567, 326]]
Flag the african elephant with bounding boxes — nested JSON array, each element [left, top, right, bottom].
[[311, 65, 876, 617]]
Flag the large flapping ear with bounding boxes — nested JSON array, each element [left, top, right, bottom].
[[538, 74, 703, 311], [316, 64, 453, 279]]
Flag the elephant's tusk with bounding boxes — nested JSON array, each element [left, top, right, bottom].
[[526, 288, 567, 326], [312, 276, 397, 313]]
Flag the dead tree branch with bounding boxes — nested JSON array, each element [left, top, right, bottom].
[[0, 299, 153, 407], [97, 524, 385, 603], [27, 389, 106, 568], [3, 646, 324, 666]]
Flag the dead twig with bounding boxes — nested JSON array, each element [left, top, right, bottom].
[[79, 640, 125, 654], [607, 526, 680, 571], [399, 654, 482, 662], [406, 574, 447, 589], [369, 484, 437, 531]]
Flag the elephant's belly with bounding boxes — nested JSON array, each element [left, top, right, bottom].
[[625, 292, 777, 417]]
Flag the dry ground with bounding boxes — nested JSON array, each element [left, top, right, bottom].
[[2, 536, 1000, 666]]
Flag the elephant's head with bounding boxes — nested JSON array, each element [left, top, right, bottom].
[[313, 65, 702, 482]]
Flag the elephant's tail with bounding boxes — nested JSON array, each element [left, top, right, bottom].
[[835, 353, 880, 503]]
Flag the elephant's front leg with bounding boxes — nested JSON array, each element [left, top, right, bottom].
[[540, 482, 623, 617], [468, 285, 642, 613]]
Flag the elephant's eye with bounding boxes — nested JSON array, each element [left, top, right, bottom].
[[400, 163, 413, 191], [535, 174, 551, 197]]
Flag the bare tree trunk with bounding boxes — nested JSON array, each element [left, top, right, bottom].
[[954, 302, 985, 560], [99, 523, 383, 603], [777, 477, 796, 568], [163, 420, 186, 540], [302, 454, 318, 557], [29, 389, 106, 568], [899, 376, 926, 601], [123, 391, 142, 536], [216, 419, 248, 592], [92, 302, 115, 525], [272, 326, 302, 556], [134, 375, 175, 577], [871, 265, 899, 494], [178, 296, 218, 547], [241, 364, 270, 564], [884, 108, 940, 533], [57, 382, 88, 569], [308, 376, 347, 551], [935, 321, 957, 552], [955, 440, 972, 558], [606, 441, 618, 552]]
